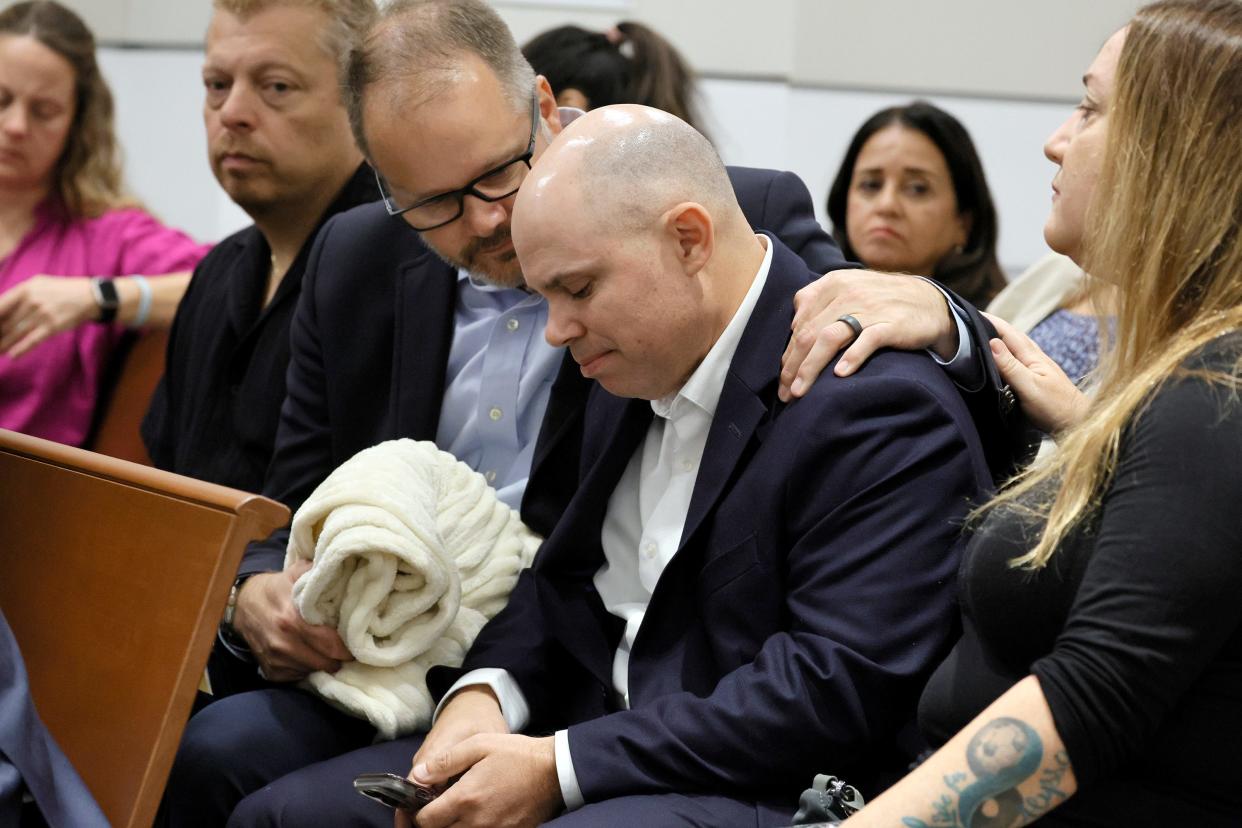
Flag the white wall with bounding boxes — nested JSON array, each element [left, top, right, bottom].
[[98, 47, 248, 244], [98, 47, 1075, 273], [91, 0, 1140, 272], [78, 0, 1141, 102]]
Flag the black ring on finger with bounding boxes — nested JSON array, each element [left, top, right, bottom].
[[836, 313, 864, 342]]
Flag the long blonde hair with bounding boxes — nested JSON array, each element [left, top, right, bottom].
[[994, 0, 1242, 569], [0, 1, 131, 218]]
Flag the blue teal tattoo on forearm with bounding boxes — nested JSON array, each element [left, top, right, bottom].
[[901, 717, 1045, 828], [957, 718, 1042, 826], [1018, 751, 1071, 820]]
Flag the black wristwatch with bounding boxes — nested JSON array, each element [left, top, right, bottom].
[[90, 277, 120, 323]]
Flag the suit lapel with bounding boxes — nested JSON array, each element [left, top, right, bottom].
[[540, 392, 653, 689], [678, 240, 811, 551], [519, 353, 591, 538], [390, 251, 458, 441], [678, 376, 769, 549], [529, 353, 589, 487], [539, 391, 652, 577]]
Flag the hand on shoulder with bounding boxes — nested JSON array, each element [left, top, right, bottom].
[[780, 270, 958, 400]]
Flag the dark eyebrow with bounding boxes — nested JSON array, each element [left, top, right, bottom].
[[408, 140, 527, 204], [856, 165, 937, 177]]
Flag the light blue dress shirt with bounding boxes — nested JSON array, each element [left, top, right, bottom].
[[434, 269, 564, 510]]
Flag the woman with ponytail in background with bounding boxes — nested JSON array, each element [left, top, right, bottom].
[[522, 20, 706, 135]]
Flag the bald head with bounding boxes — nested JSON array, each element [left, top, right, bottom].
[[515, 104, 742, 239], [513, 105, 768, 401]]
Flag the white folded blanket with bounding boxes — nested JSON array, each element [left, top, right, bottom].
[[284, 439, 542, 738]]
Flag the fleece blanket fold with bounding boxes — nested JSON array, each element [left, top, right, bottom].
[[284, 439, 541, 738]]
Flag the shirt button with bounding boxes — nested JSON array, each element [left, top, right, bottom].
[[643, 542, 657, 558], [506, 318, 520, 332], [679, 458, 694, 473], [489, 407, 503, 421], [485, 470, 497, 483]]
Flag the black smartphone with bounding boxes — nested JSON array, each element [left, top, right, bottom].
[[353, 772, 439, 812]]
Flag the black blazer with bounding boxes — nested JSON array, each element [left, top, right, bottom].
[[429, 239, 993, 811], [142, 166, 379, 492], [241, 167, 855, 575]]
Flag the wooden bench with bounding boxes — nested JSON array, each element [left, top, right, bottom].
[[0, 428, 288, 828], [87, 328, 170, 465]]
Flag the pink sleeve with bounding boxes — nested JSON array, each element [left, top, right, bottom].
[[87, 208, 213, 277]]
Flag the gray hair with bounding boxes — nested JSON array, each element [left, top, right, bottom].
[[345, 0, 536, 156]]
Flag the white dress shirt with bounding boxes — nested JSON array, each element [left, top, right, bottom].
[[438, 235, 774, 810]]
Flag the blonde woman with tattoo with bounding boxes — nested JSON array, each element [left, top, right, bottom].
[[839, 1, 1242, 825]]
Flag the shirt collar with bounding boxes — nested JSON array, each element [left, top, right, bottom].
[[651, 233, 774, 422]]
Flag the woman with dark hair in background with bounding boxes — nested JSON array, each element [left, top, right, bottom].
[[522, 20, 706, 135], [0, 0, 208, 446], [827, 101, 1006, 307]]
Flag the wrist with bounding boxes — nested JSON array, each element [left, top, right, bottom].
[[932, 291, 959, 361], [89, 276, 119, 323], [112, 276, 153, 327], [535, 736, 560, 799], [1055, 389, 1091, 435], [221, 573, 259, 648], [451, 684, 501, 711]]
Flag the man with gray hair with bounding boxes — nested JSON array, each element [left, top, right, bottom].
[[142, 0, 378, 544]]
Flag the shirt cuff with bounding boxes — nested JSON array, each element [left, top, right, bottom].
[[432, 667, 530, 733], [554, 729, 585, 811], [919, 279, 981, 390]]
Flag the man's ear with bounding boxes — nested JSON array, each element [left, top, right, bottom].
[[536, 75, 564, 136], [663, 202, 714, 278]]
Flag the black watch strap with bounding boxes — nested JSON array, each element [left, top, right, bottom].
[[90, 277, 120, 323]]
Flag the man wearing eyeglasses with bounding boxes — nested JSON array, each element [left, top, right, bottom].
[[159, 1, 861, 825]]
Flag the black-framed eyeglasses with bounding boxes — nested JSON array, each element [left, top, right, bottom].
[[375, 93, 540, 231]]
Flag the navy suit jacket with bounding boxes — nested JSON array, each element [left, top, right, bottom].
[[428, 239, 993, 809], [241, 167, 853, 575]]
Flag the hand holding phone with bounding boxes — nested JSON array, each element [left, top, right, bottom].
[[353, 772, 439, 813]]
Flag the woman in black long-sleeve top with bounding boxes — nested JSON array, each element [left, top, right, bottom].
[[844, 1, 1242, 825]]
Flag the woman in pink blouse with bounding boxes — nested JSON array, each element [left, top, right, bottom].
[[0, 0, 209, 446]]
